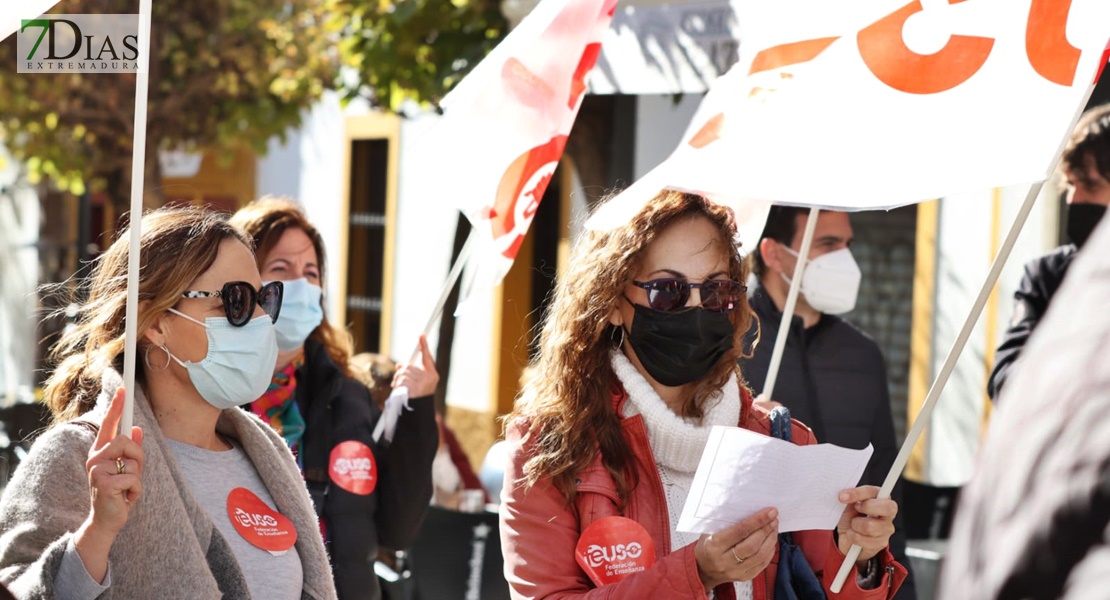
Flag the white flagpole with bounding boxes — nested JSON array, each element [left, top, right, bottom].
[[416, 229, 476, 347], [830, 85, 1098, 592], [758, 206, 820, 402], [119, 0, 153, 437], [373, 229, 475, 443]]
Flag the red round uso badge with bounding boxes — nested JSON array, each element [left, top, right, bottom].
[[226, 487, 298, 554], [329, 440, 378, 495], [575, 516, 656, 586]]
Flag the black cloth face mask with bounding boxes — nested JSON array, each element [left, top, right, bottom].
[[622, 301, 735, 387], [1068, 202, 1108, 248]]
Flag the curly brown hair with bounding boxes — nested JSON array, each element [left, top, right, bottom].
[[43, 207, 252, 423], [229, 196, 354, 376], [507, 190, 754, 506], [1063, 103, 1110, 185]]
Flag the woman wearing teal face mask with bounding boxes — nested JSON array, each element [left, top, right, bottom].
[[231, 198, 439, 600], [0, 206, 337, 599]]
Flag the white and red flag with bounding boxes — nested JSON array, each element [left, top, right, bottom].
[[588, 0, 1110, 230], [416, 0, 615, 290]]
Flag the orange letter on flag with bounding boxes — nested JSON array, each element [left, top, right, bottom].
[[858, 0, 994, 95], [1026, 0, 1080, 86], [749, 37, 841, 76]]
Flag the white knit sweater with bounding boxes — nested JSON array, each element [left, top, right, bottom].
[[612, 351, 753, 600]]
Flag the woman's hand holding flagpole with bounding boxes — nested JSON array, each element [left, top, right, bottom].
[[373, 232, 474, 443]]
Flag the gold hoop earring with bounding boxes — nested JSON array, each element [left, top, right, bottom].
[[144, 344, 172, 372]]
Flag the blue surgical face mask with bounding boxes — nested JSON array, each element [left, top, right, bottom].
[[265, 278, 324, 352], [166, 309, 279, 410]]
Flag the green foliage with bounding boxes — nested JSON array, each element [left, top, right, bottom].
[[329, 0, 507, 111], [0, 0, 337, 199]]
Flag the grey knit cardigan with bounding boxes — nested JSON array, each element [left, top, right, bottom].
[[0, 369, 338, 600]]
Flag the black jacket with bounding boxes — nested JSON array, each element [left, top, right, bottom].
[[987, 244, 1077, 402], [295, 339, 438, 600], [739, 285, 916, 600]]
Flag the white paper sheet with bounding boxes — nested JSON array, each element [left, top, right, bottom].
[[677, 426, 873, 534]]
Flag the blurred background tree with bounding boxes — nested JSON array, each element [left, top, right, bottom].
[[0, 0, 336, 219], [328, 0, 507, 110]]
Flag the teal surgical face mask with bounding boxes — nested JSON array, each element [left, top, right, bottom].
[[166, 309, 279, 409], [266, 278, 324, 352]]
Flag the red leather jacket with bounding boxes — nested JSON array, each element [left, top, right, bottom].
[[500, 385, 907, 599]]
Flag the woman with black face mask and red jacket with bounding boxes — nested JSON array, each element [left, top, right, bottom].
[[500, 191, 907, 599], [988, 103, 1110, 402]]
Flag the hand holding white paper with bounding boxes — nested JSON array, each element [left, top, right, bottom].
[[677, 426, 873, 535]]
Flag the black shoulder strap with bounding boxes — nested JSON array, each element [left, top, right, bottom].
[[300, 381, 333, 485], [769, 406, 805, 548], [296, 348, 335, 485]]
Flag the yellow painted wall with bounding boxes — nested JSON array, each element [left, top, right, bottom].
[[905, 200, 938, 483], [161, 146, 256, 211], [492, 228, 536, 419]]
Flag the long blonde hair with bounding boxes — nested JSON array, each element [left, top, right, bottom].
[[507, 191, 754, 505], [43, 207, 252, 423], [229, 197, 354, 376]]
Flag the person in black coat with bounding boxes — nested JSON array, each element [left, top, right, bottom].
[[988, 103, 1110, 402], [232, 198, 439, 600], [739, 206, 916, 600], [940, 210, 1110, 599]]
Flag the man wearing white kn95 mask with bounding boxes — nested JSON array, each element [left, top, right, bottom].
[[737, 205, 916, 600]]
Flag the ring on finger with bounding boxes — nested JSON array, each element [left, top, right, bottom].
[[116, 458, 126, 475], [730, 546, 744, 564]]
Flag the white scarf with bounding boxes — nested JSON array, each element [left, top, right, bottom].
[[611, 350, 741, 473], [611, 351, 751, 599]]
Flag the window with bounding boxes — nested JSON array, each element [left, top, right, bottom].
[[346, 139, 390, 353], [341, 114, 400, 354]]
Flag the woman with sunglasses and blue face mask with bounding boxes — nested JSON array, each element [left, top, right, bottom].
[[230, 197, 438, 600], [0, 206, 337, 599], [501, 191, 907, 600]]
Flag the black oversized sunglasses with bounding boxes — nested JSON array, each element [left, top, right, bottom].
[[181, 281, 283, 327], [632, 278, 746, 313]]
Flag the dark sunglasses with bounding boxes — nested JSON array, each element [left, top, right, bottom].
[[631, 278, 746, 313], [180, 280, 283, 327]]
